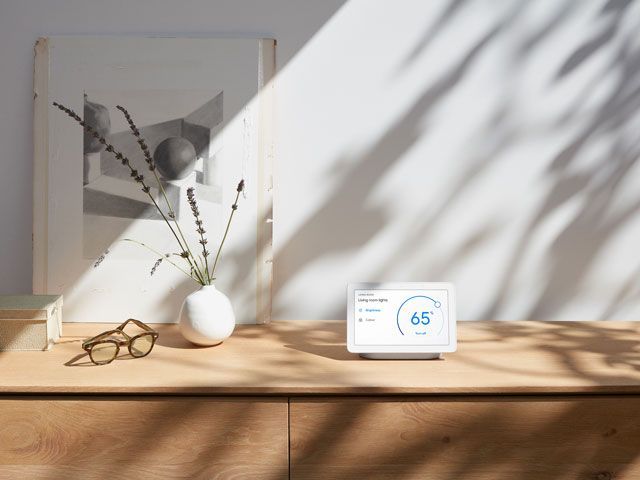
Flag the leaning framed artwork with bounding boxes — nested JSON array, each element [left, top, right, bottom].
[[33, 37, 274, 324]]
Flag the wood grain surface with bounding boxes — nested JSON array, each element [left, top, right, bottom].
[[0, 321, 639, 394], [290, 396, 640, 480], [0, 397, 288, 480]]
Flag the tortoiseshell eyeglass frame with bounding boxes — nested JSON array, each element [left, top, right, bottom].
[[82, 318, 159, 365]]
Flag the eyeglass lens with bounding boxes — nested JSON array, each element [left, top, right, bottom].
[[90, 342, 118, 364], [130, 334, 155, 357]]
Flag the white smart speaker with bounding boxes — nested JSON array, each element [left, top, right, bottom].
[[347, 282, 457, 359]]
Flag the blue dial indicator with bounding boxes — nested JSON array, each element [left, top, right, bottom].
[[397, 296, 444, 336]]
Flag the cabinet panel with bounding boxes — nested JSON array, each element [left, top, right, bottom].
[[290, 396, 640, 480], [0, 397, 288, 480]]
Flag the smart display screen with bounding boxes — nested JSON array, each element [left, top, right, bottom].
[[353, 289, 450, 346]]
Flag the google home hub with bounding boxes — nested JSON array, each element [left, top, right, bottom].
[[347, 282, 456, 359]]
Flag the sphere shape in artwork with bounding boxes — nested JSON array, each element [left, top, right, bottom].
[[153, 137, 197, 180], [83, 97, 111, 154]]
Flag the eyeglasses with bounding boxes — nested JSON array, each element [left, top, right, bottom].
[[82, 319, 159, 365]]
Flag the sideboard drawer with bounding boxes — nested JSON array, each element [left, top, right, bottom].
[[0, 397, 288, 479], [290, 396, 640, 480]]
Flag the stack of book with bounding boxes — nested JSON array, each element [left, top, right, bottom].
[[0, 295, 63, 351]]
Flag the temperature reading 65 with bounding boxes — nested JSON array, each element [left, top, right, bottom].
[[411, 311, 431, 325]]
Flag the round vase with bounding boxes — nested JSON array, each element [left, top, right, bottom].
[[178, 285, 236, 346]]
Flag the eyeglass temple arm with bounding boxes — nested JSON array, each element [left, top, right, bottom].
[[83, 330, 130, 349], [118, 318, 155, 332], [83, 320, 157, 350]]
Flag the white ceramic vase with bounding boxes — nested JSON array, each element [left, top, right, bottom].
[[178, 285, 236, 346]]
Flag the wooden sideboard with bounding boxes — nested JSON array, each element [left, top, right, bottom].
[[1, 320, 639, 479]]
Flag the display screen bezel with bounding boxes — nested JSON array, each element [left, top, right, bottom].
[[347, 282, 457, 353]]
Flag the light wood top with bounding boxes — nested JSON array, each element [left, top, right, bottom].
[[1, 321, 639, 395]]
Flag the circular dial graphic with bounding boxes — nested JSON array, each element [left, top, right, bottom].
[[396, 296, 444, 336]]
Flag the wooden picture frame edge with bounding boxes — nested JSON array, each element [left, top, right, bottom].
[[33, 37, 50, 296]]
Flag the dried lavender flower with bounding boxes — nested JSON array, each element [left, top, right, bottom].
[[230, 180, 245, 211], [93, 249, 110, 268], [52, 102, 153, 193], [150, 257, 163, 276], [116, 105, 156, 172], [54, 101, 212, 286], [150, 253, 171, 276], [186, 187, 211, 280], [211, 178, 245, 277]]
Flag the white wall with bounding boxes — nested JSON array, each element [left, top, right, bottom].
[[2, 0, 640, 321]]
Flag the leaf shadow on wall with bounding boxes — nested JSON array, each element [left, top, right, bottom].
[[271, 0, 640, 321], [272, 2, 520, 320], [482, 0, 640, 321]]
